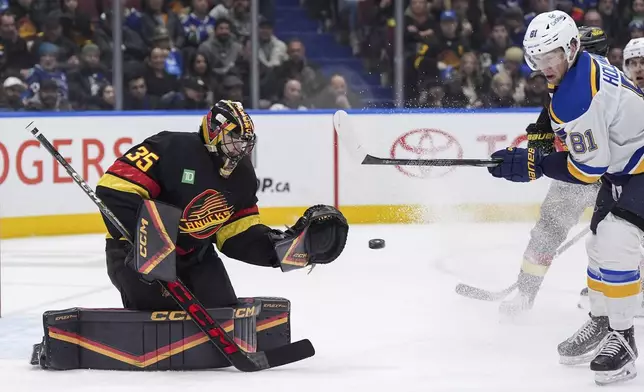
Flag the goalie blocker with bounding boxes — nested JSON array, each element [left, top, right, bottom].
[[31, 297, 292, 371]]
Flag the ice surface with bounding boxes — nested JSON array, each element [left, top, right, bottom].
[[1, 223, 643, 391]]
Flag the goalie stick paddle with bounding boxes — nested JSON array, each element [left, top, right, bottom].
[[455, 226, 591, 302], [332, 110, 502, 167], [26, 122, 314, 372]]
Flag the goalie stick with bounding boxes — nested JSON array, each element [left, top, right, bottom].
[[332, 110, 502, 167], [455, 226, 591, 301], [26, 122, 314, 372]]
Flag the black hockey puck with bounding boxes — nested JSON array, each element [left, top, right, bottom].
[[368, 239, 385, 249]]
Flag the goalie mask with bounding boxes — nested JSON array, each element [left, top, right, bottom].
[[200, 100, 256, 178]]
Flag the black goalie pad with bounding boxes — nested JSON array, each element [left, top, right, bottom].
[[31, 298, 292, 371]]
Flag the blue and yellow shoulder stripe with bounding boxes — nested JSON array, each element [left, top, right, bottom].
[[548, 52, 600, 126]]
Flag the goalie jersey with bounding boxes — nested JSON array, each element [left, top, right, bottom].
[[95, 131, 279, 267], [544, 51, 644, 184]]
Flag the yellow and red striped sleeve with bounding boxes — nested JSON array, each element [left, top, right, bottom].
[[215, 206, 262, 250]]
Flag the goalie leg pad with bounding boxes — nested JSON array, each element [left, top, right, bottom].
[[31, 297, 291, 371]]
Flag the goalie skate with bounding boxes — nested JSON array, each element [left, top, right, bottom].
[[591, 328, 638, 386], [558, 313, 609, 365]]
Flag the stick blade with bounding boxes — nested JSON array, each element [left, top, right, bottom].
[[264, 339, 315, 369], [333, 110, 367, 163], [454, 283, 516, 301]]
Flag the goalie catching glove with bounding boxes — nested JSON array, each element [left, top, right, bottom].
[[270, 205, 349, 272]]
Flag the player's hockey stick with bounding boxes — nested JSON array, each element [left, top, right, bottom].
[[332, 110, 502, 167], [455, 226, 591, 301], [26, 122, 314, 372]]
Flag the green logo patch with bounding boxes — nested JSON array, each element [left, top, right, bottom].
[[181, 169, 195, 184]]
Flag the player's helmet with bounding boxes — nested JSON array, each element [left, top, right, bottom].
[[200, 100, 256, 178], [523, 10, 580, 71], [579, 26, 609, 56], [623, 37, 644, 78]]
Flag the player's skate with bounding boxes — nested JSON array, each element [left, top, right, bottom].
[[591, 327, 638, 385], [558, 313, 609, 365]]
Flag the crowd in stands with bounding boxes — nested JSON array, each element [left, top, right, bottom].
[[306, 0, 640, 108], [0, 0, 356, 111], [0, 0, 638, 111]]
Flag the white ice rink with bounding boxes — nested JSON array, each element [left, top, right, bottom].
[[1, 223, 643, 391]]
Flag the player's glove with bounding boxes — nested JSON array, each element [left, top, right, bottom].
[[270, 205, 349, 272], [526, 123, 556, 154], [488, 147, 544, 183], [124, 246, 156, 285]]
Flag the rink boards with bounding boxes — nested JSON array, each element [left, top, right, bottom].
[[0, 109, 587, 238]]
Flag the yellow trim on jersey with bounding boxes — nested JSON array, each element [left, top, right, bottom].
[[587, 278, 641, 298], [97, 173, 150, 199], [589, 59, 599, 97], [622, 82, 644, 98], [548, 102, 564, 125], [567, 160, 601, 184], [215, 214, 262, 250]]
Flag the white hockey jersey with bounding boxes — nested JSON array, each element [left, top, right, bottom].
[[547, 51, 644, 183]]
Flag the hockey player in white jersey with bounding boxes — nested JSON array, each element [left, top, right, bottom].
[[624, 38, 644, 89], [488, 10, 644, 385]]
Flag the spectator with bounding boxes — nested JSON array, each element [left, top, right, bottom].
[[257, 18, 287, 69], [22, 42, 68, 102], [144, 46, 180, 97], [413, 9, 470, 95], [182, 0, 215, 48], [209, 0, 232, 20], [140, 0, 184, 49], [633, 0, 644, 22], [150, 26, 183, 77], [124, 73, 157, 110], [124, 1, 143, 32], [220, 74, 246, 105], [628, 20, 644, 41], [0, 12, 33, 78], [59, 0, 92, 46], [198, 18, 242, 76], [452, 0, 484, 50], [187, 51, 217, 101], [160, 76, 209, 109], [504, 7, 527, 46], [67, 43, 110, 107], [608, 46, 624, 69], [481, 72, 515, 108], [25, 78, 71, 111], [10, 0, 60, 40], [521, 72, 548, 107], [94, 11, 148, 70], [583, 9, 603, 28], [0, 76, 26, 110], [273, 38, 323, 98], [404, 0, 435, 51], [229, 0, 251, 40], [312, 74, 361, 109], [270, 79, 307, 110], [597, 0, 619, 39], [456, 51, 486, 107], [32, 12, 79, 69], [87, 83, 115, 110], [490, 46, 530, 104], [441, 72, 470, 108], [481, 19, 512, 68]]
